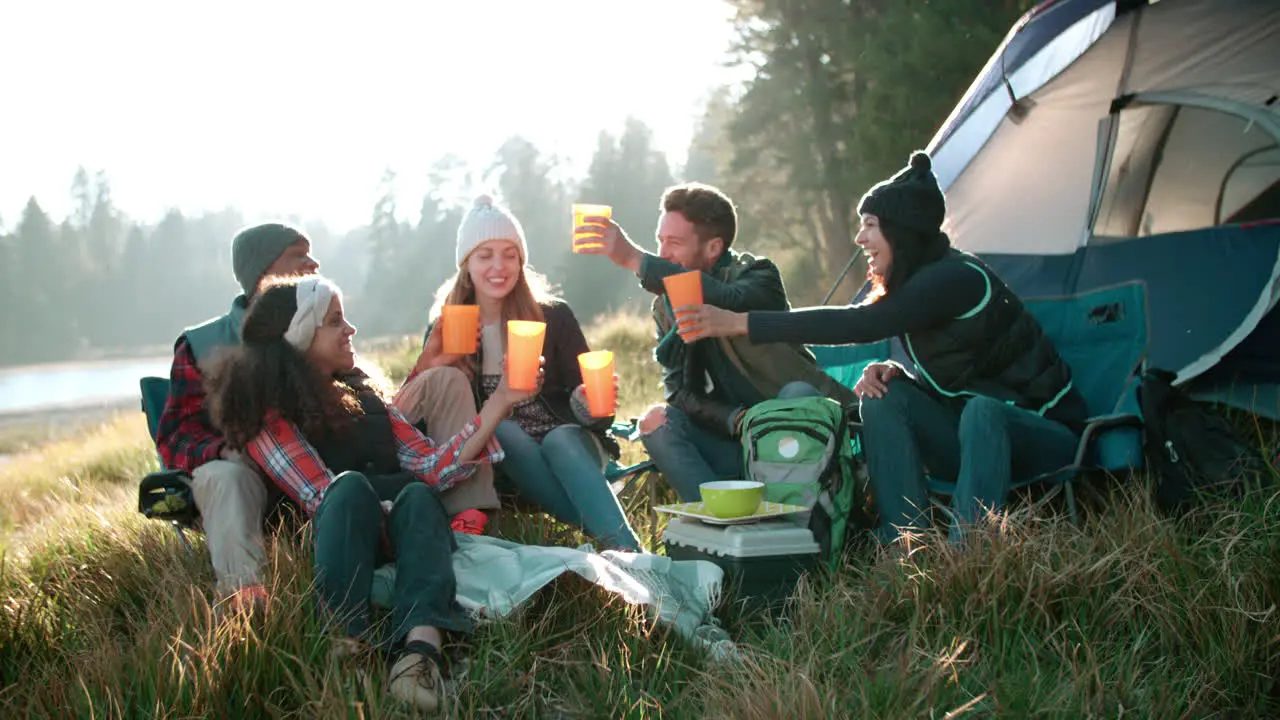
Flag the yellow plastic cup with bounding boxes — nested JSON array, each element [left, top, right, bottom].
[[506, 320, 546, 391], [663, 270, 703, 332], [572, 203, 612, 253], [440, 304, 479, 355], [577, 350, 616, 417]]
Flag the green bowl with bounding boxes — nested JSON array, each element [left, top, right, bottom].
[[699, 480, 765, 519]]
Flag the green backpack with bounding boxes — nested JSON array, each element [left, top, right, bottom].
[[740, 395, 873, 569]]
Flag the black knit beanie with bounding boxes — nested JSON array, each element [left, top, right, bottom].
[[857, 151, 946, 235]]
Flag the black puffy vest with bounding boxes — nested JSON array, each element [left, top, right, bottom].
[[902, 252, 1081, 424], [309, 376, 402, 478]]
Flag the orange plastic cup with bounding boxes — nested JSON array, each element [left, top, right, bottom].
[[663, 270, 703, 330], [572, 203, 612, 253], [506, 320, 546, 391], [441, 304, 480, 355], [578, 351, 616, 418]]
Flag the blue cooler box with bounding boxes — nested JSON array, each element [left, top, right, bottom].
[[662, 516, 820, 612]]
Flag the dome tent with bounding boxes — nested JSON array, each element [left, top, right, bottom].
[[925, 0, 1280, 417]]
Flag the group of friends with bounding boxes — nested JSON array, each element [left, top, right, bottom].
[[155, 151, 1086, 712]]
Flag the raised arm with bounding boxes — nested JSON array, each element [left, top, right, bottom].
[[388, 405, 504, 492], [749, 261, 987, 345], [639, 254, 789, 312], [682, 260, 989, 347]]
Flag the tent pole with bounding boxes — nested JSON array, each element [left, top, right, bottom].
[[823, 254, 860, 305]]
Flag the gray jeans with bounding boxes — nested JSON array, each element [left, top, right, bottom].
[[858, 378, 1079, 544]]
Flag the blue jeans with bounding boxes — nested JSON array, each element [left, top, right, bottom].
[[495, 421, 642, 551], [641, 382, 820, 502], [858, 378, 1080, 544], [312, 471, 471, 645]]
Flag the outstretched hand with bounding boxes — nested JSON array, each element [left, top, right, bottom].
[[672, 303, 749, 343], [414, 322, 480, 375], [492, 356, 546, 409], [572, 215, 643, 273], [573, 374, 621, 417]]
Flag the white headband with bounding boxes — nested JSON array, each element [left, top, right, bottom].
[[283, 276, 341, 351]]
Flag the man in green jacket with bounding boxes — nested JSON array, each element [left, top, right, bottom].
[[576, 183, 854, 501]]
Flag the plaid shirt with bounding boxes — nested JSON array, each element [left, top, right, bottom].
[[156, 339, 226, 472], [245, 405, 503, 516]]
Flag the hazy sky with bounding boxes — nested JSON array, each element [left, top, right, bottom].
[[1, 0, 746, 232]]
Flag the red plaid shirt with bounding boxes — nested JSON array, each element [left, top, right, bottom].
[[244, 405, 503, 516], [156, 339, 226, 472]]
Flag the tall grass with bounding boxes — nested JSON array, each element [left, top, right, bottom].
[[1, 311, 1279, 717], [0, 413, 156, 550]]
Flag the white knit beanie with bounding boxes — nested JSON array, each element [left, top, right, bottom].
[[455, 194, 527, 267], [283, 275, 341, 351]]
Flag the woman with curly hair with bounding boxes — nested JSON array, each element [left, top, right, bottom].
[[678, 152, 1086, 546], [405, 195, 642, 552], [207, 274, 534, 714]]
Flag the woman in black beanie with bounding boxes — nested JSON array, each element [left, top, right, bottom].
[[679, 151, 1086, 546]]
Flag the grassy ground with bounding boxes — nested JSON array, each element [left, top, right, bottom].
[[1, 312, 1278, 718]]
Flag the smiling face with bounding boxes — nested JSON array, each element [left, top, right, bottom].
[[855, 213, 894, 279], [466, 239, 523, 303], [656, 211, 722, 272], [306, 295, 357, 376]]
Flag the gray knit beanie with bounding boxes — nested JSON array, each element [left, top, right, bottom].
[[231, 223, 307, 296]]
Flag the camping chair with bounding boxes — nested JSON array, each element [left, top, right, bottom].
[[810, 280, 1150, 526], [138, 376, 200, 555], [604, 423, 659, 500], [977, 280, 1149, 524]]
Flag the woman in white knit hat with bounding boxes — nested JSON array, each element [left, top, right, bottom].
[[407, 194, 643, 552], [206, 274, 533, 713]]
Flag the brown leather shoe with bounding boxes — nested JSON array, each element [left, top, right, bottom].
[[388, 641, 445, 713]]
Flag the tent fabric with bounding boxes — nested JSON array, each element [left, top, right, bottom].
[[931, 0, 1116, 162], [981, 223, 1280, 379], [931, 0, 1280, 255], [919, 0, 1280, 416]]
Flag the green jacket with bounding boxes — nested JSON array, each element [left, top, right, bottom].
[[643, 251, 856, 438]]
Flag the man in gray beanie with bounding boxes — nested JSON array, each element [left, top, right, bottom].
[[156, 222, 318, 614]]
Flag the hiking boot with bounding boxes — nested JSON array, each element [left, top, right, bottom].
[[388, 641, 445, 713], [450, 508, 488, 536]]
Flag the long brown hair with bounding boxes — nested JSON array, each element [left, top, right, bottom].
[[430, 251, 558, 334], [860, 219, 952, 305], [207, 275, 385, 449]]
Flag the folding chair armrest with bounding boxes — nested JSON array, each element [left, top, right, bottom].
[[610, 419, 642, 442], [607, 458, 657, 479], [139, 468, 200, 526], [1072, 413, 1144, 468]]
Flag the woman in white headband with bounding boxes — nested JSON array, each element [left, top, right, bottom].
[[207, 274, 536, 713]]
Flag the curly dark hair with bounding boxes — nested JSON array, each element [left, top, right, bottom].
[[660, 183, 738, 249], [207, 275, 373, 450], [863, 220, 952, 304]]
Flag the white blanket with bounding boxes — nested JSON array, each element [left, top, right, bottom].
[[370, 534, 738, 661]]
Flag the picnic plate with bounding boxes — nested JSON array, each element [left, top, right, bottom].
[[653, 501, 808, 526]]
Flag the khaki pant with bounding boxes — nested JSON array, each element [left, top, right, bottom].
[[392, 366, 498, 514], [189, 454, 269, 595]]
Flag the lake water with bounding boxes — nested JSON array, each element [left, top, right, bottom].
[[0, 357, 172, 414]]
